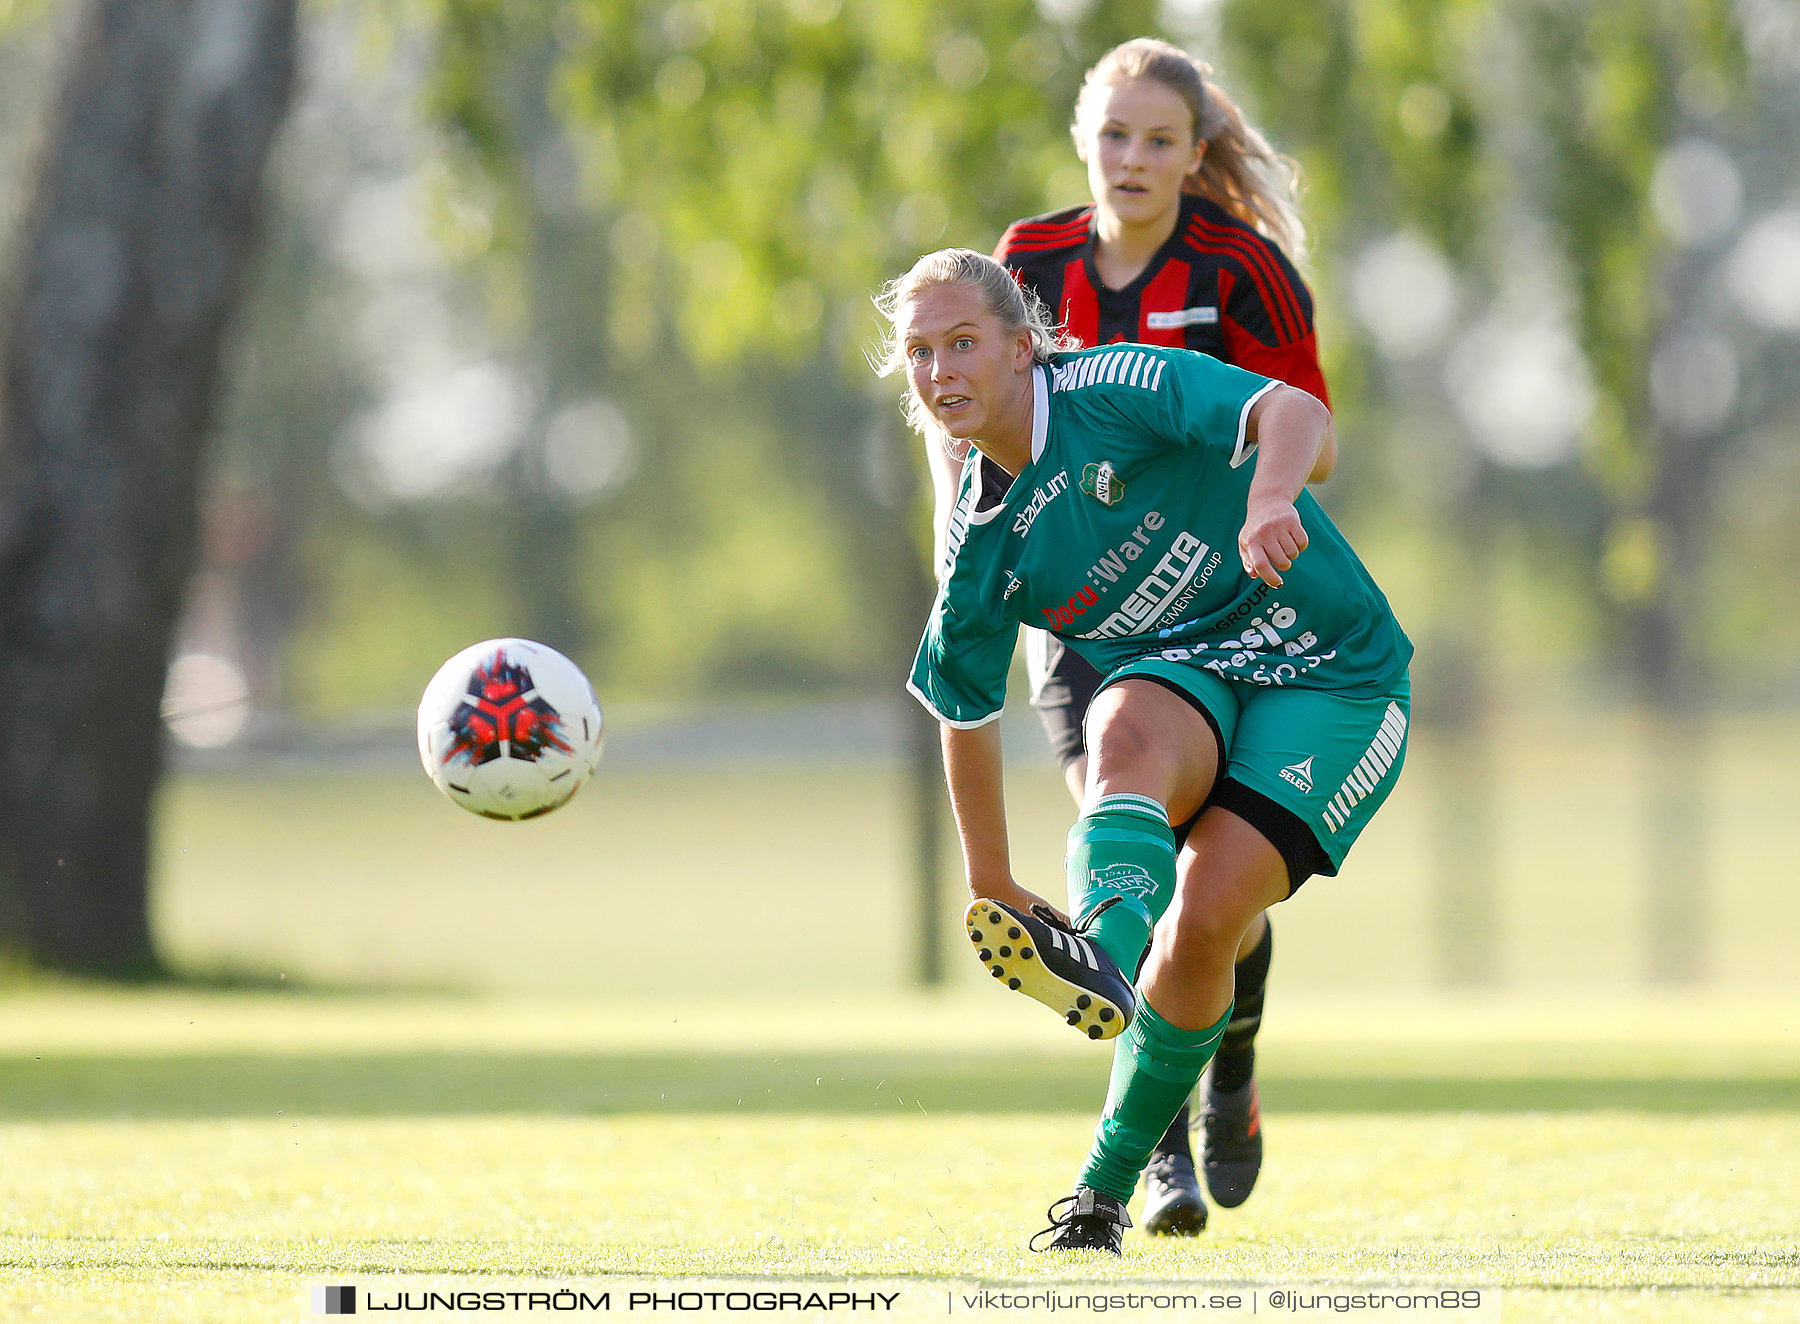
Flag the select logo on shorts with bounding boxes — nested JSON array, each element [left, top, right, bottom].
[[1088, 862, 1155, 899], [314, 1285, 356, 1314], [1279, 757, 1315, 793], [1081, 461, 1125, 507]]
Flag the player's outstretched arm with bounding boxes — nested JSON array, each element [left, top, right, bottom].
[[1306, 392, 1339, 484], [1239, 385, 1334, 588], [941, 721, 1067, 921]]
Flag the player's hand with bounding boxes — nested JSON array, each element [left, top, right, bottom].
[[1238, 499, 1307, 588], [971, 879, 1068, 928]]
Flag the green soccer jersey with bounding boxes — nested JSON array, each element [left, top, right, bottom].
[[909, 344, 1413, 727]]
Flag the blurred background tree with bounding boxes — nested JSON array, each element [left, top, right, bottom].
[[0, 0, 297, 974], [1, 0, 1797, 985], [1213, 0, 1795, 981], [416, 0, 1180, 692], [420, 0, 1170, 982]]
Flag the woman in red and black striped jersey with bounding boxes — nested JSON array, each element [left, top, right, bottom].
[[924, 37, 1331, 1241]]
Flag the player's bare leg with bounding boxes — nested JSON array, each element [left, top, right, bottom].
[[1068, 735, 1275, 1234], [1202, 910, 1271, 1207], [1139, 812, 1288, 1034], [1041, 808, 1287, 1252]]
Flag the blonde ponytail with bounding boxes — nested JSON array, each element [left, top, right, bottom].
[[1189, 76, 1308, 263]]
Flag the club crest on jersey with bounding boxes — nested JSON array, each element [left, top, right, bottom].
[[1088, 862, 1155, 898], [1081, 461, 1124, 507]]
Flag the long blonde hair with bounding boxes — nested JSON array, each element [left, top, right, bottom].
[[1073, 37, 1308, 262], [871, 248, 1071, 435]]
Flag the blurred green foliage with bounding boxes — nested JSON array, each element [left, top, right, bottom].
[[0, 0, 52, 34], [8, 0, 1795, 717], [1216, 0, 1788, 699], [285, 0, 1185, 708], [426, 0, 1162, 366]]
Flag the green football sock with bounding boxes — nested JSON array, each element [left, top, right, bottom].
[[1076, 998, 1232, 1202], [1065, 793, 1176, 973]]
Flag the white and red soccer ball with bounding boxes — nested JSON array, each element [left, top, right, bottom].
[[417, 638, 604, 820]]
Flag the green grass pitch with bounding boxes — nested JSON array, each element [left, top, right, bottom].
[[2, 984, 1796, 1323], [4, 720, 1799, 1323]]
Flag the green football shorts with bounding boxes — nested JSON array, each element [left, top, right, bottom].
[[1100, 656, 1410, 876]]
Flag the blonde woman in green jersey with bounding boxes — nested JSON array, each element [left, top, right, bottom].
[[876, 249, 1410, 1255], [923, 37, 1332, 1238]]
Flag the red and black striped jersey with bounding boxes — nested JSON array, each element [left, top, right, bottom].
[[994, 194, 1329, 409]]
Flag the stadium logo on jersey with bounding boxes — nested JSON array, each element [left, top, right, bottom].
[[1279, 757, 1315, 793], [1013, 470, 1069, 536], [1145, 305, 1219, 329], [1088, 863, 1156, 900], [1081, 461, 1124, 507]]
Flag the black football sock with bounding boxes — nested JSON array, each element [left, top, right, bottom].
[[1151, 1098, 1192, 1158], [1208, 919, 1272, 1095]]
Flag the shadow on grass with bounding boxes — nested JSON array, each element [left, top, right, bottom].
[[0, 964, 474, 998], [2, 1051, 1796, 1120]]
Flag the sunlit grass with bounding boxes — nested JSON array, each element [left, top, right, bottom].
[[1, 986, 1796, 1322], [7, 712, 1794, 1320]]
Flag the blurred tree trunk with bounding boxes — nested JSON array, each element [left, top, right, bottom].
[[1423, 491, 1500, 986], [0, 0, 297, 975], [894, 437, 946, 987], [1632, 363, 1717, 985], [507, 38, 601, 662]]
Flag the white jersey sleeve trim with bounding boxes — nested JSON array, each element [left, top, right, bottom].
[[1030, 365, 1049, 462], [1022, 625, 1059, 702], [940, 458, 981, 573], [1231, 379, 1280, 469], [906, 678, 1001, 729], [926, 428, 971, 581]]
